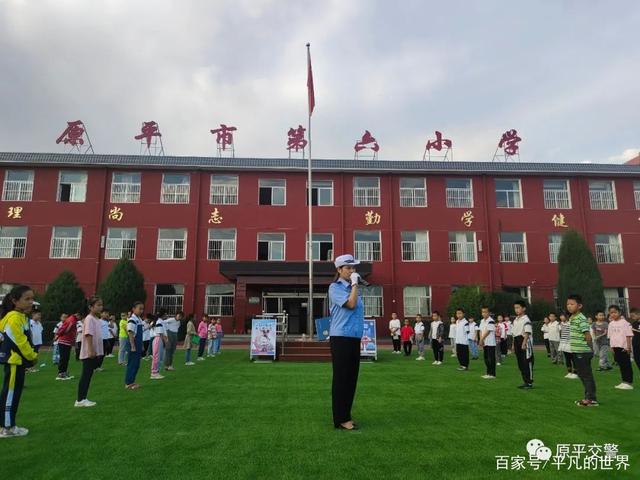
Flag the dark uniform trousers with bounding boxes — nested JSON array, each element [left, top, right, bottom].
[[330, 336, 361, 427]]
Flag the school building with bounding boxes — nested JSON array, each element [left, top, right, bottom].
[[0, 151, 639, 333]]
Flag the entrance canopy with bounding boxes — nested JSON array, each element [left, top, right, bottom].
[[219, 261, 372, 285]]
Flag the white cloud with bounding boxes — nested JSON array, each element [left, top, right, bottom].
[[607, 148, 639, 163]]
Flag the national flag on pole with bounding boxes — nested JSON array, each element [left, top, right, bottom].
[[307, 44, 315, 116]]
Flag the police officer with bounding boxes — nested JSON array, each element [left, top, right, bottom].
[[328, 254, 365, 431]]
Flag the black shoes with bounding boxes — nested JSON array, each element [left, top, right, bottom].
[[517, 383, 533, 389]]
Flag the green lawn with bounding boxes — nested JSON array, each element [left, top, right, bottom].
[[2, 347, 639, 479]]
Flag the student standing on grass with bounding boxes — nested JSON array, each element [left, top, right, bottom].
[[0, 285, 38, 439], [214, 318, 223, 354], [106, 316, 118, 358], [559, 313, 576, 378], [454, 309, 470, 371], [56, 311, 77, 381], [506, 316, 514, 354], [607, 305, 633, 390], [448, 317, 457, 357], [27, 308, 43, 373], [547, 313, 561, 365], [184, 316, 196, 366], [414, 314, 425, 361], [388, 312, 401, 354], [566, 295, 598, 407], [142, 315, 152, 359], [512, 301, 534, 389], [52, 314, 65, 365], [75, 296, 104, 408], [479, 306, 496, 379], [541, 317, 551, 358], [164, 311, 181, 371], [468, 315, 479, 360], [400, 319, 414, 357], [96, 310, 110, 371], [74, 311, 84, 361], [592, 310, 612, 371], [118, 312, 130, 366], [630, 308, 640, 372], [197, 316, 208, 361], [328, 254, 364, 431], [125, 302, 144, 390], [150, 311, 168, 380], [430, 311, 444, 365], [498, 315, 508, 361], [207, 318, 217, 357]]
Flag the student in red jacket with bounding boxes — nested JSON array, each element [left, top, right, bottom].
[[401, 319, 415, 357], [56, 313, 77, 381]]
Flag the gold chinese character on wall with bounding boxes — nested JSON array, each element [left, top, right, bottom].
[[460, 210, 474, 227], [365, 210, 381, 225], [7, 206, 23, 219], [551, 213, 568, 228], [108, 206, 124, 221], [208, 208, 223, 224]]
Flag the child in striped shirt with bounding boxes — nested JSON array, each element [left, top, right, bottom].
[[566, 295, 598, 407]]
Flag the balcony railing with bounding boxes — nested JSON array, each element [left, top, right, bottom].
[[544, 189, 570, 209], [207, 239, 236, 260], [0, 237, 26, 258], [111, 183, 141, 203], [354, 241, 381, 261], [500, 242, 527, 262], [157, 239, 186, 259], [353, 187, 380, 206], [401, 241, 429, 261], [50, 238, 81, 259], [448, 242, 476, 262], [548, 242, 561, 263], [105, 238, 136, 260], [161, 183, 190, 203], [210, 185, 238, 205], [205, 295, 234, 316], [2, 181, 33, 201], [595, 243, 623, 263], [446, 188, 473, 208], [589, 190, 616, 210], [154, 295, 184, 315], [399, 188, 426, 207]]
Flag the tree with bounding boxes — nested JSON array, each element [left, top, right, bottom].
[[97, 257, 147, 316], [491, 291, 529, 317], [41, 271, 86, 323], [557, 229, 605, 317], [446, 286, 493, 320]]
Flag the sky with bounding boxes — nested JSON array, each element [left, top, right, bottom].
[[1, 0, 639, 163]]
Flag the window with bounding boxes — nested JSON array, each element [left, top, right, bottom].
[[208, 229, 236, 260], [0, 226, 27, 258], [548, 233, 562, 263], [589, 180, 616, 210], [50, 226, 82, 259], [495, 179, 522, 208], [401, 231, 429, 261], [205, 285, 235, 316], [354, 230, 381, 261], [448, 231, 477, 262], [543, 179, 571, 209], [360, 285, 383, 317], [157, 228, 187, 260], [604, 287, 629, 315], [105, 228, 136, 260], [306, 233, 334, 261], [307, 180, 333, 206], [111, 172, 141, 203], [154, 284, 184, 314], [210, 175, 238, 205], [446, 178, 473, 208], [259, 179, 286, 206], [2, 170, 34, 201], [58, 171, 87, 202], [399, 177, 427, 207], [161, 174, 190, 204], [257, 233, 285, 261], [499, 232, 527, 263], [403, 286, 431, 316], [595, 234, 623, 264], [503, 286, 531, 304], [353, 177, 380, 207], [634, 182, 640, 210]]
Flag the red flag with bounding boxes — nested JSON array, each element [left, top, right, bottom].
[[307, 44, 315, 116]]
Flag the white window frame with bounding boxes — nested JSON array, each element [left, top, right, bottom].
[[210, 175, 239, 205], [257, 233, 286, 261], [50, 226, 82, 259], [2, 170, 34, 202], [160, 174, 190, 204], [105, 228, 137, 260], [259, 179, 286, 206], [353, 177, 380, 207], [154, 284, 184, 314], [0, 226, 27, 259], [403, 286, 432, 316], [448, 231, 477, 262], [495, 179, 523, 209], [604, 287, 630, 314], [205, 284, 235, 316], [307, 180, 334, 206], [306, 233, 334, 261], [207, 228, 237, 260], [589, 180, 617, 210], [110, 172, 141, 203], [156, 228, 187, 260], [548, 233, 562, 264], [354, 230, 382, 262], [595, 234, 623, 264], [57, 171, 87, 203], [499, 232, 528, 263], [399, 177, 427, 207], [400, 231, 429, 262], [360, 285, 383, 317], [446, 178, 473, 208], [543, 179, 571, 209]]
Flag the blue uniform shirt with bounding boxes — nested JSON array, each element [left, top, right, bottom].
[[328, 278, 364, 338]]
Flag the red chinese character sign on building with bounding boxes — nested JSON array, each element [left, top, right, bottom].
[[423, 130, 453, 161], [211, 124, 237, 158], [134, 121, 164, 155], [493, 129, 522, 161], [354, 130, 380, 160], [55, 120, 94, 154], [286, 125, 308, 158]]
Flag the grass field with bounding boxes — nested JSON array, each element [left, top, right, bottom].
[[2, 346, 639, 480]]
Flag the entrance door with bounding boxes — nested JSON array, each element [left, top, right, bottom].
[[282, 298, 304, 334]]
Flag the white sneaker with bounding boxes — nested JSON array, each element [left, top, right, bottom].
[[432, 361, 438, 365], [74, 399, 96, 407], [1, 426, 29, 437], [615, 383, 634, 390], [150, 374, 165, 380], [437, 361, 442, 365], [482, 375, 496, 379], [185, 362, 195, 366], [497, 363, 502, 366], [570, 373, 579, 379], [197, 357, 205, 361]]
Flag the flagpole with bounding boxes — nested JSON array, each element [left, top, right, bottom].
[[306, 43, 314, 339]]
